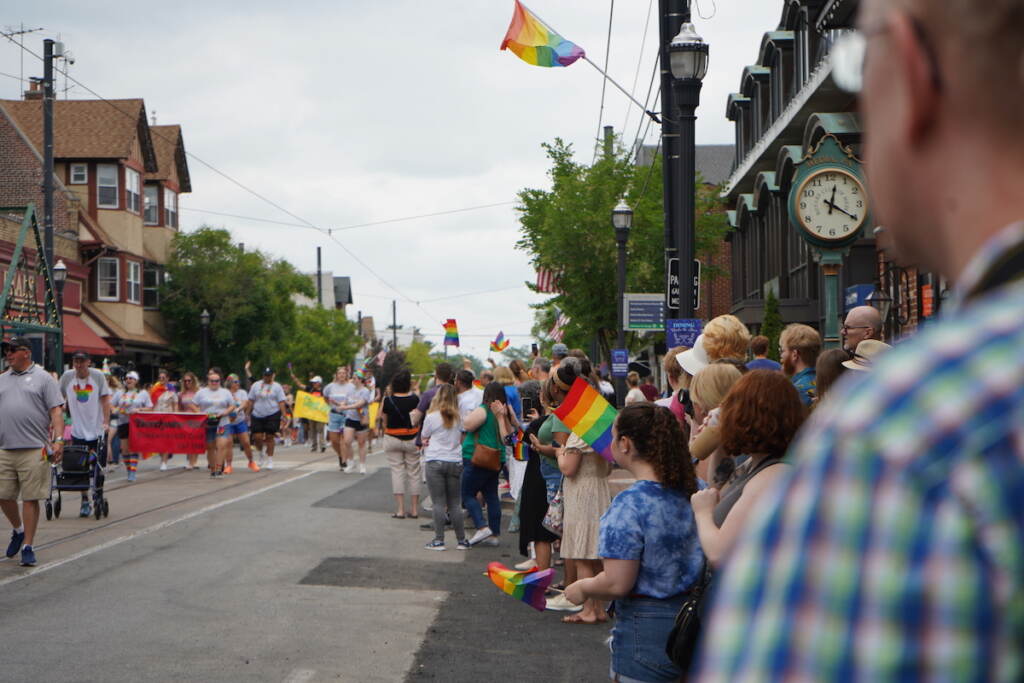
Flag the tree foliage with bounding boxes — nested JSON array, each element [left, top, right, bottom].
[[278, 306, 360, 381], [162, 227, 315, 376], [761, 289, 784, 362], [515, 139, 730, 358]]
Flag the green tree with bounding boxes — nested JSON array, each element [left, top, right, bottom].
[[761, 289, 784, 362], [161, 227, 314, 375], [515, 139, 729, 358], [277, 306, 360, 380], [404, 341, 435, 379]]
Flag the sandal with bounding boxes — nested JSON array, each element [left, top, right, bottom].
[[391, 513, 405, 519], [561, 614, 599, 625], [408, 514, 419, 519]]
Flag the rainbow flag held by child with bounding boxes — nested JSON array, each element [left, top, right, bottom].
[[490, 331, 510, 353], [553, 378, 617, 463], [487, 561, 555, 611], [443, 319, 460, 347], [500, 1, 585, 68]]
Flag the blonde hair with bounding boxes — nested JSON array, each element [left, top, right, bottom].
[[780, 323, 823, 367], [702, 315, 751, 362], [690, 364, 743, 413], [492, 366, 515, 386], [428, 384, 460, 430]]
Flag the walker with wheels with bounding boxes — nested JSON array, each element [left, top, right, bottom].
[[46, 437, 109, 521]]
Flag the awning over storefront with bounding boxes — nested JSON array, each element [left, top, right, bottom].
[[63, 314, 115, 357]]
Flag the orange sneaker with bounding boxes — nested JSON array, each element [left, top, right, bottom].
[[223, 465, 233, 474], [247, 461, 260, 472]]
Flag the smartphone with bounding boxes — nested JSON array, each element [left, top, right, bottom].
[[522, 396, 535, 416], [531, 343, 539, 356]]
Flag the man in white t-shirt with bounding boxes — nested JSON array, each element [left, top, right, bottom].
[[59, 351, 112, 517], [455, 370, 483, 420]]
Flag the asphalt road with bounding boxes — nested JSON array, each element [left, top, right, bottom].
[[0, 447, 610, 682]]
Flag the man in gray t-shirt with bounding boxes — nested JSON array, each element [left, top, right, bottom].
[[0, 336, 65, 567]]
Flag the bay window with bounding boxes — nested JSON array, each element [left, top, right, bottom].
[[97, 164, 119, 209]]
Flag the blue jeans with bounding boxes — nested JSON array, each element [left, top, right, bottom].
[[109, 434, 121, 464], [461, 461, 501, 535], [609, 595, 684, 682]]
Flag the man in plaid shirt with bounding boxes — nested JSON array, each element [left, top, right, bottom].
[[694, 0, 1024, 680]]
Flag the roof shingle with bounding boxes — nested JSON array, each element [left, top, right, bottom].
[[146, 124, 192, 193]]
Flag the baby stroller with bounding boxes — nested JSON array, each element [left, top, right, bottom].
[[46, 437, 109, 521]]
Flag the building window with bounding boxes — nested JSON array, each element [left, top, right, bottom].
[[127, 261, 142, 304], [70, 163, 88, 185], [97, 164, 119, 209], [144, 185, 159, 225], [164, 189, 178, 228], [126, 168, 141, 214], [97, 257, 119, 301], [143, 264, 162, 309]]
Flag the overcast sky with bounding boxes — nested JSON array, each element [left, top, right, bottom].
[[2, 1, 780, 360]]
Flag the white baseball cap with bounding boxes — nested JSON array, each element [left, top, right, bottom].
[[311, 376, 323, 383], [675, 335, 709, 376], [126, 371, 140, 380]]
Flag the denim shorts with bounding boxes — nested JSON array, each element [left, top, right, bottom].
[[609, 595, 684, 683], [225, 421, 248, 436], [327, 411, 346, 433], [539, 458, 563, 503]]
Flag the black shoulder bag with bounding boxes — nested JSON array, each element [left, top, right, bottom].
[[664, 563, 713, 671]]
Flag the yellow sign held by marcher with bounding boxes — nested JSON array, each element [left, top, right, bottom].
[[294, 390, 329, 423]]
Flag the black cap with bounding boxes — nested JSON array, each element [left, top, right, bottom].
[[71, 351, 90, 360], [262, 366, 274, 376], [1, 336, 31, 353]]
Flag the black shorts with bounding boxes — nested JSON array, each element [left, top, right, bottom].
[[117, 423, 130, 440], [344, 419, 368, 432], [251, 412, 282, 436]]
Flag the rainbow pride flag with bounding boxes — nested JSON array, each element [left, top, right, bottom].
[[443, 319, 460, 347], [553, 378, 617, 462], [512, 428, 527, 461], [487, 561, 554, 611], [473, 379, 485, 391], [500, 1, 585, 68], [490, 331, 510, 353]]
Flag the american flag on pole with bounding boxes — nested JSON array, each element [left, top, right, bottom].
[[549, 313, 570, 342], [535, 268, 563, 294]]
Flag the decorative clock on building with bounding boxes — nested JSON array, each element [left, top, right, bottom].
[[794, 168, 867, 242]]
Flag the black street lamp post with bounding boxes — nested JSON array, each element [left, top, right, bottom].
[[612, 199, 633, 407], [669, 22, 709, 319], [53, 258, 67, 370], [200, 309, 210, 372]]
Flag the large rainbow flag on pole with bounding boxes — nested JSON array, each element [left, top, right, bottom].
[[500, 1, 585, 68], [553, 378, 617, 463], [487, 561, 555, 611], [443, 319, 460, 347]]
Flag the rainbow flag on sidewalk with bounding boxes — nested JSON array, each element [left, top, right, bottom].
[[443, 319, 460, 347], [500, 1, 585, 68], [487, 561, 555, 611], [553, 378, 617, 462]]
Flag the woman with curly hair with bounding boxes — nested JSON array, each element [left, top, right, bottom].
[[565, 403, 703, 682], [690, 370, 804, 566]]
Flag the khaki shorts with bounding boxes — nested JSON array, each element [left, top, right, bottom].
[[0, 448, 51, 501]]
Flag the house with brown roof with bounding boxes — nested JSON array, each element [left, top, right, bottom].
[[0, 86, 192, 373]]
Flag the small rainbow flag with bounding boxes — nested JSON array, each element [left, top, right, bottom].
[[512, 428, 527, 461], [553, 377, 617, 462], [487, 561, 554, 611], [443, 319, 460, 347], [500, 1, 585, 68], [473, 379, 485, 391], [490, 331, 510, 353]]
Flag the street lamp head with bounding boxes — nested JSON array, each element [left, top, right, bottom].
[[669, 22, 710, 81], [200, 309, 211, 326], [612, 197, 633, 231], [865, 284, 893, 325], [53, 259, 67, 283]]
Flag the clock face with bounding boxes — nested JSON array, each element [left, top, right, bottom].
[[794, 169, 867, 242]]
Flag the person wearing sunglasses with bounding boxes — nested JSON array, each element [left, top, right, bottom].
[[694, 2, 1024, 680], [194, 369, 235, 477], [840, 305, 883, 354]]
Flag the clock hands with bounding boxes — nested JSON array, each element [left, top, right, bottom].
[[828, 185, 837, 215], [822, 198, 858, 220]]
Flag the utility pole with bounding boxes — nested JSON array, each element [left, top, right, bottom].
[[392, 300, 398, 350], [659, 0, 689, 318], [316, 246, 323, 307]]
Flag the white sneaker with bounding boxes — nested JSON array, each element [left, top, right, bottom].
[[159, 463, 168, 471], [265, 457, 274, 470], [257, 453, 266, 467], [545, 594, 583, 612], [479, 537, 500, 547], [343, 462, 355, 473], [515, 558, 538, 571], [468, 527, 493, 546], [358, 463, 366, 475]]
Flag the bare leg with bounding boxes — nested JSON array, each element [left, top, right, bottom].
[[216, 437, 231, 472], [21, 501, 40, 546], [535, 541, 553, 571], [205, 441, 217, 471], [329, 431, 344, 468], [357, 432, 368, 465], [393, 493, 406, 517], [409, 494, 420, 518], [0, 499, 22, 530], [342, 429, 355, 466], [239, 433, 254, 463]]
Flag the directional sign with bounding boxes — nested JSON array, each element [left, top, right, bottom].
[[611, 349, 629, 378], [623, 294, 665, 331], [666, 319, 703, 349]]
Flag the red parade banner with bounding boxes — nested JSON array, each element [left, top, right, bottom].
[[129, 413, 209, 454]]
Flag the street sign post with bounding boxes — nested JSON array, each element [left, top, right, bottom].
[[611, 349, 629, 378], [666, 319, 703, 349], [623, 293, 666, 331], [666, 258, 679, 310]]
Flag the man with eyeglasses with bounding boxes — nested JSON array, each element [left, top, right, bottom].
[[841, 305, 883, 353], [0, 337, 65, 567], [694, 2, 1024, 680]]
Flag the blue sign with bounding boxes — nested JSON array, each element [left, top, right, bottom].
[[844, 284, 875, 312], [666, 319, 702, 349], [611, 349, 629, 378]]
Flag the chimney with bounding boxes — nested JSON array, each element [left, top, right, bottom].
[[24, 78, 43, 100]]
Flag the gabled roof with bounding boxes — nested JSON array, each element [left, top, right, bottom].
[[1, 98, 157, 172], [694, 145, 736, 186], [146, 124, 192, 193]]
